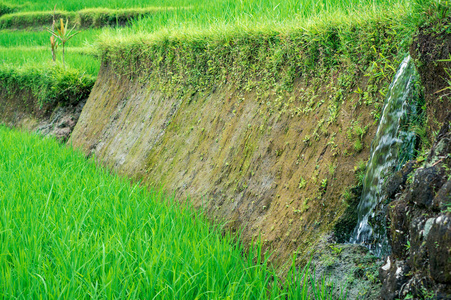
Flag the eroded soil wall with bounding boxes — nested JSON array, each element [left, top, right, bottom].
[[70, 60, 382, 265], [0, 86, 85, 141]]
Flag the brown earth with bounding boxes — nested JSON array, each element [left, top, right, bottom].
[[69, 61, 383, 268], [0, 85, 85, 141]]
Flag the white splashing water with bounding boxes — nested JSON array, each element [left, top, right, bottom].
[[351, 55, 417, 256]]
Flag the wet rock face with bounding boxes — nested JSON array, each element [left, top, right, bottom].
[[379, 257, 410, 300], [384, 161, 417, 200], [434, 181, 451, 211], [333, 185, 363, 243], [410, 166, 447, 209], [381, 114, 451, 299], [311, 241, 382, 300], [427, 213, 451, 284], [387, 199, 410, 259]]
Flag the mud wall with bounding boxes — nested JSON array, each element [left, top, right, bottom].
[[0, 86, 85, 141], [69, 59, 383, 264], [411, 17, 451, 135], [0, 86, 45, 130]]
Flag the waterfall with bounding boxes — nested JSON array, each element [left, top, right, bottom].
[[351, 55, 418, 256]]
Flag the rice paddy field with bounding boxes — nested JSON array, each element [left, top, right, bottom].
[[0, 28, 101, 73], [4, 0, 187, 11], [0, 0, 443, 297], [0, 125, 344, 298], [0, 0, 416, 79]]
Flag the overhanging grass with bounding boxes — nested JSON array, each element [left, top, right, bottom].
[[0, 63, 95, 106], [0, 126, 343, 299], [0, 30, 100, 105], [99, 6, 413, 104]]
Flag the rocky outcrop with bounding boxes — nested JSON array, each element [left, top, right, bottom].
[[411, 17, 451, 136], [378, 18, 451, 298], [381, 114, 451, 299]]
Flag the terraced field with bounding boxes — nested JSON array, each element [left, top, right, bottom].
[[1, 0, 448, 298]]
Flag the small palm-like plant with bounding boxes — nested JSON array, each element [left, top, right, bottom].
[[47, 18, 79, 67]]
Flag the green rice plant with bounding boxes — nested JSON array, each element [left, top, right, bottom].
[[0, 29, 102, 48], [0, 1, 24, 16], [5, 0, 188, 11], [0, 126, 343, 299], [0, 7, 183, 30], [76, 7, 182, 28], [121, 0, 412, 36], [0, 47, 100, 76], [0, 10, 76, 29]]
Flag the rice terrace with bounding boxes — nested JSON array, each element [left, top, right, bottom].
[[1, 0, 451, 299]]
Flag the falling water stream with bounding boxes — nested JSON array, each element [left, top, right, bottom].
[[351, 55, 418, 256]]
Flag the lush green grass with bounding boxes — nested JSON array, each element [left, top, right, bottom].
[[97, 5, 412, 110], [0, 29, 101, 102], [0, 0, 413, 79], [5, 0, 409, 22], [0, 7, 182, 30], [0, 48, 100, 76], [125, 0, 411, 34], [0, 126, 343, 299], [5, 0, 187, 11], [0, 29, 102, 47], [0, 63, 95, 106]]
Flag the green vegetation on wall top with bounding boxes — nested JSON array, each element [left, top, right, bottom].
[[0, 63, 95, 106], [2, 0, 187, 11], [2, 0, 447, 110], [0, 7, 183, 30], [100, 7, 412, 103]]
